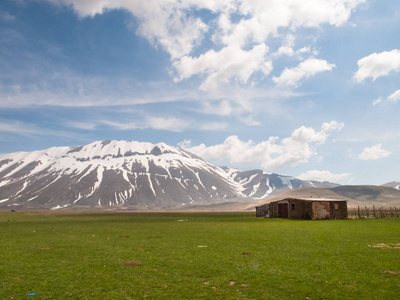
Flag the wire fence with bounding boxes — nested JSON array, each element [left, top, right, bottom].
[[348, 206, 400, 219]]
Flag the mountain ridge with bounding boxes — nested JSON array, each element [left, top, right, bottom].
[[0, 140, 397, 210], [0, 140, 337, 210]]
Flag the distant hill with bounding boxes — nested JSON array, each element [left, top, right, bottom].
[[254, 185, 400, 208], [381, 181, 400, 190], [331, 185, 400, 206]]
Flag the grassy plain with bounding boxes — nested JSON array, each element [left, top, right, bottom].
[[1, 211, 400, 299]]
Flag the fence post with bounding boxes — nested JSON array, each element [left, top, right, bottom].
[[365, 206, 369, 218], [357, 206, 361, 218], [373, 205, 376, 218]]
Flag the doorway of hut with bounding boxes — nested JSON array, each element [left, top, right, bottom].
[[278, 203, 288, 218]]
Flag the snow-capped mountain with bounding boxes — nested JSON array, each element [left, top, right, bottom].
[[223, 168, 339, 199], [0, 140, 337, 210]]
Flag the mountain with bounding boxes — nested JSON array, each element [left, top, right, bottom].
[[0, 140, 335, 210], [0, 140, 240, 210], [222, 168, 339, 199]]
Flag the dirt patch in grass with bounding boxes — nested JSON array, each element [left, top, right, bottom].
[[124, 261, 144, 266], [38, 247, 52, 251], [368, 243, 400, 249], [384, 270, 399, 275]]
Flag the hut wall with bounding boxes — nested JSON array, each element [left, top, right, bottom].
[[256, 204, 269, 217], [310, 201, 348, 220], [288, 199, 311, 219], [311, 201, 331, 220], [269, 201, 283, 218], [329, 201, 348, 219], [269, 202, 277, 217]]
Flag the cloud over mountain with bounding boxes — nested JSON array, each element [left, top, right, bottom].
[[181, 121, 344, 169], [297, 170, 350, 182], [359, 144, 391, 161]]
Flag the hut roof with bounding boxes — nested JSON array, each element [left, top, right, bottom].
[[271, 197, 347, 203]]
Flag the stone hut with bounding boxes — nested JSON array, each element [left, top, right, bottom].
[[259, 198, 348, 220]]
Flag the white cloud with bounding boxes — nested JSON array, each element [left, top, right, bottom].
[[181, 121, 344, 169], [0, 73, 205, 108], [200, 100, 233, 116], [173, 44, 272, 91], [213, 0, 365, 47], [49, 0, 208, 59], [0, 11, 15, 22], [273, 58, 336, 87], [181, 135, 279, 166], [177, 139, 192, 149], [47, 0, 365, 91], [320, 120, 345, 133], [147, 116, 189, 132], [201, 122, 229, 131], [263, 121, 343, 168], [102, 117, 189, 132], [190, 84, 301, 119], [359, 144, 391, 160], [373, 89, 400, 106], [297, 170, 350, 182], [372, 97, 383, 106], [0, 120, 80, 139], [0, 120, 40, 134], [273, 34, 296, 57], [354, 49, 400, 82], [388, 90, 400, 103], [0, 69, 299, 128], [97, 120, 141, 131], [66, 121, 97, 130], [271, 34, 313, 59]]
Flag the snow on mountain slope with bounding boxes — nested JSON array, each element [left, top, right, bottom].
[[0, 140, 338, 210], [0, 140, 242, 210], [381, 182, 400, 190], [221, 167, 339, 199]]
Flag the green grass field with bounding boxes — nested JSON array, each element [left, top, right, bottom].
[[1, 212, 400, 299]]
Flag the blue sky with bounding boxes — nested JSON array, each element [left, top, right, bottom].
[[0, 0, 399, 185]]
